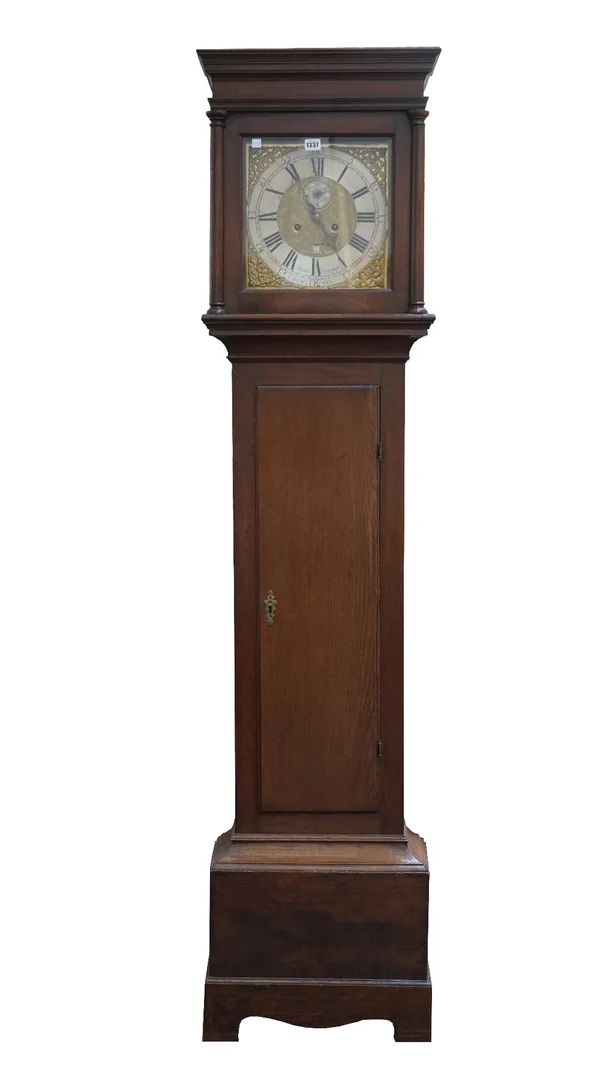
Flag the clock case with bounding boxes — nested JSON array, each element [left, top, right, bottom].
[[197, 48, 440, 1042]]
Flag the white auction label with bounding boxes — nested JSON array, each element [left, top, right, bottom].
[[304, 138, 321, 151], [251, 137, 262, 148]]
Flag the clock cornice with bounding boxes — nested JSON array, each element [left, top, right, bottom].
[[197, 47, 441, 84], [197, 47, 441, 112]]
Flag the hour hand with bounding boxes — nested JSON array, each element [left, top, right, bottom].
[[300, 186, 337, 250], [305, 202, 337, 250], [316, 215, 337, 252], [322, 221, 338, 251]]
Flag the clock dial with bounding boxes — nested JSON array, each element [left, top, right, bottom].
[[245, 139, 390, 290]]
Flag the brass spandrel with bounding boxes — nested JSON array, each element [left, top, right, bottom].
[[246, 143, 291, 188]]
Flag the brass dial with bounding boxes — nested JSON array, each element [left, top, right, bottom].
[[246, 140, 390, 289]]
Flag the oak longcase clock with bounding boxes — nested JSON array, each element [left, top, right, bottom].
[[197, 47, 440, 1042]]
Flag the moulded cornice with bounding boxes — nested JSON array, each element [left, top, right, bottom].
[[197, 48, 441, 108], [198, 47, 441, 83], [204, 97, 430, 113], [202, 313, 435, 362], [203, 313, 435, 338]]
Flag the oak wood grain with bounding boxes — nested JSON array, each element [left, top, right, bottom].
[[231, 361, 408, 837], [258, 385, 380, 812]]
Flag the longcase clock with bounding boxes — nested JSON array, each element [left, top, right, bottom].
[[197, 46, 440, 1042]]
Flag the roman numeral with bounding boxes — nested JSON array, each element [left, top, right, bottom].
[[265, 186, 283, 197], [259, 211, 278, 221], [357, 211, 376, 223], [352, 186, 369, 199], [338, 164, 348, 183], [337, 253, 347, 268], [311, 156, 324, 176], [312, 257, 321, 277], [285, 163, 300, 182], [349, 232, 369, 253], [283, 249, 298, 270], [264, 230, 284, 251]]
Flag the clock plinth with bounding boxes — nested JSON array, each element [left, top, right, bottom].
[[204, 826, 430, 1041], [198, 47, 440, 1042]]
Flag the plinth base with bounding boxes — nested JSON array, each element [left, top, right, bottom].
[[203, 973, 432, 1042], [203, 826, 431, 1042]]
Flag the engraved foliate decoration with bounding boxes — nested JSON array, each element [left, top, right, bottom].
[[347, 146, 388, 190], [247, 144, 291, 189], [247, 255, 297, 289], [348, 252, 387, 290], [245, 139, 390, 290]]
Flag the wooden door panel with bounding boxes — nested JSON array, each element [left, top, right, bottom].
[[257, 385, 380, 812]]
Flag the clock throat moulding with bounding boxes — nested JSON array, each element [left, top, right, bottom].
[[197, 47, 440, 1042]]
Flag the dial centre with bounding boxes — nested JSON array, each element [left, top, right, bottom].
[[277, 176, 357, 257]]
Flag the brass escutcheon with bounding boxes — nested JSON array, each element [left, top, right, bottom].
[[264, 590, 277, 627]]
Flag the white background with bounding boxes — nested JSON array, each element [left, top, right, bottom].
[[1, 2, 599, 1062]]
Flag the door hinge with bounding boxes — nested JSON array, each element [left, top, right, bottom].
[[377, 441, 384, 461], [377, 739, 384, 759]]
